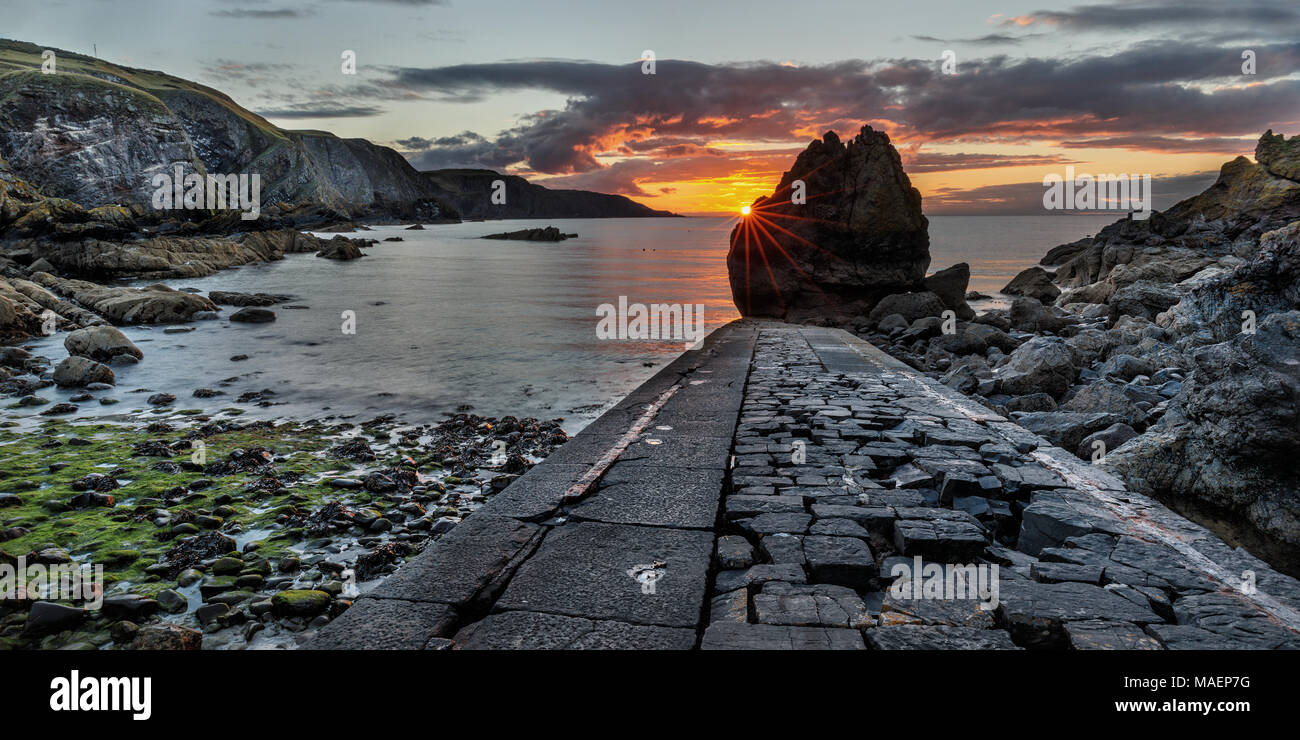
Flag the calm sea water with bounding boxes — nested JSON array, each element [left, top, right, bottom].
[[14, 215, 1111, 431]]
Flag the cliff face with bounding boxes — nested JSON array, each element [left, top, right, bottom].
[[422, 169, 676, 219], [725, 126, 931, 321], [0, 39, 455, 222]]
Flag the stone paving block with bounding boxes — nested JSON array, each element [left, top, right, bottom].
[[306, 598, 458, 650], [759, 533, 805, 565], [725, 494, 805, 519], [701, 622, 865, 650], [568, 464, 723, 529], [865, 625, 1021, 650], [367, 515, 543, 608], [1064, 619, 1162, 650], [716, 535, 755, 570], [893, 515, 988, 562], [486, 462, 592, 520], [739, 512, 812, 535], [1030, 561, 1104, 585], [803, 535, 877, 588], [809, 504, 895, 532], [1145, 624, 1250, 650], [616, 434, 733, 470], [753, 582, 873, 628], [710, 589, 749, 623], [496, 522, 713, 628], [809, 518, 871, 538], [996, 580, 1162, 649], [714, 563, 807, 594], [456, 610, 696, 650]]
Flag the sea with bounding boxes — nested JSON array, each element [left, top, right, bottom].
[[14, 214, 1116, 432]]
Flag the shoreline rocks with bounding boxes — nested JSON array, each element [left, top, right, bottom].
[[856, 129, 1300, 557]]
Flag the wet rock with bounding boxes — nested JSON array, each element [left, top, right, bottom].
[[271, 589, 333, 617], [229, 307, 276, 323], [315, 236, 365, 260], [52, 356, 114, 387], [867, 291, 947, 325], [923, 263, 974, 320], [131, 623, 202, 650], [63, 326, 143, 363], [208, 291, 291, 307], [995, 336, 1076, 398], [1002, 266, 1061, 303], [23, 601, 86, 636]]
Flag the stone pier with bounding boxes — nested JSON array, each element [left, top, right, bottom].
[[307, 320, 1300, 650]]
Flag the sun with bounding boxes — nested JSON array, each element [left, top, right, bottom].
[[740, 205, 751, 216]]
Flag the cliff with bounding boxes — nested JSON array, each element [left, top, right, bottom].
[[0, 39, 456, 223], [422, 169, 677, 219]]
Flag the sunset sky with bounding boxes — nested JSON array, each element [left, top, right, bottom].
[[5, 0, 1299, 215]]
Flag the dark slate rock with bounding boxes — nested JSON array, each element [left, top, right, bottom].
[[456, 611, 696, 649], [866, 625, 1020, 650], [496, 522, 713, 628], [803, 535, 877, 588], [753, 582, 873, 628], [1064, 619, 1162, 650], [996, 580, 1162, 649], [701, 622, 865, 650]]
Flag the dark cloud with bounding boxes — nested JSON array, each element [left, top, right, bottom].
[[903, 151, 1077, 173], [926, 171, 1221, 215], [386, 39, 1300, 177], [255, 104, 384, 118], [911, 33, 1044, 46], [209, 8, 311, 19], [1003, 1, 1300, 36]]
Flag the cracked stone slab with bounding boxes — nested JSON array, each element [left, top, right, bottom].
[[701, 622, 865, 650], [365, 515, 543, 609], [753, 582, 873, 628], [865, 625, 1021, 650], [496, 521, 713, 628], [568, 464, 724, 529], [1064, 619, 1162, 650], [997, 580, 1163, 649], [484, 463, 592, 520], [305, 598, 458, 650], [455, 610, 695, 649]]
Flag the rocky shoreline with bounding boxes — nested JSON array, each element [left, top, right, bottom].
[[0, 386, 568, 649], [848, 131, 1300, 567]]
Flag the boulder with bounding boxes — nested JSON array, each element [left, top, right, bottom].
[[1002, 266, 1061, 303], [229, 308, 276, 323], [208, 291, 292, 307], [923, 263, 975, 320], [63, 326, 143, 363], [52, 356, 115, 387], [1077, 423, 1138, 460], [316, 235, 365, 260], [995, 336, 1076, 398], [866, 291, 947, 325], [1107, 280, 1183, 323], [1014, 411, 1126, 452], [1009, 296, 1069, 333], [1060, 380, 1146, 427], [727, 126, 930, 321]]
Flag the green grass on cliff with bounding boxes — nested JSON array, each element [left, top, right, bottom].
[[0, 39, 284, 140]]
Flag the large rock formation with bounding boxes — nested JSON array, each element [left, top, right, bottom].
[[726, 126, 930, 321]]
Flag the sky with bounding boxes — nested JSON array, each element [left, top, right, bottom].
[[4, 0, 1299, 215]]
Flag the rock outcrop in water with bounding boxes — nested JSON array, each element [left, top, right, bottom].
[[726, 126, 931, 322], [423, 169, 676, 220]]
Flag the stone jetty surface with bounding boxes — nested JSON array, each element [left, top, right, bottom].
[[308, 321, 1300, 650]]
